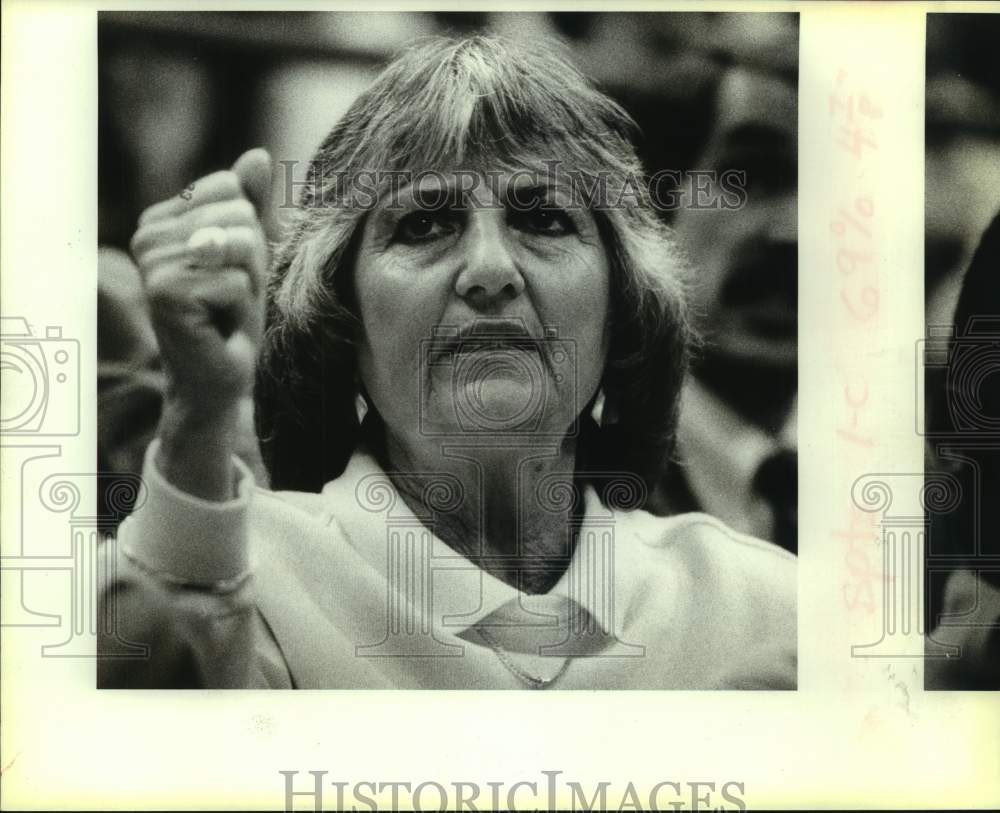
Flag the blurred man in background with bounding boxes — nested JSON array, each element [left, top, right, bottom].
[[645, 17, 799, 555], [924, 14, 1000, 335]]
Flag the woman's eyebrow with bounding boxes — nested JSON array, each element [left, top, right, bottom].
[[502, 183, 562, 209], [370, 176, 455, 213], [369, 183, 457, 225], [378, 174, 581, 214], [411, 184, 463, 211]]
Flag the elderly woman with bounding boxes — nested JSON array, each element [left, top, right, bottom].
[[101, 36, 795, 689]]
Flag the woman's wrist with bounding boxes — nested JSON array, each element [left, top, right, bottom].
[[156, 398, 243, 501]]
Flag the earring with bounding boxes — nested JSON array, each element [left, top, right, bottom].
[[590, 389, 606, 426], [355, 392, 369, 423]]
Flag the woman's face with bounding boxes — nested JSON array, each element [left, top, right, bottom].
[[353, 166, 610, 450]]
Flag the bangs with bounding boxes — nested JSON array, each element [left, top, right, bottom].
[[309, 36, 644, 207]]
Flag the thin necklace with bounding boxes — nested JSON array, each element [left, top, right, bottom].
[[475, 626, 571, 689]]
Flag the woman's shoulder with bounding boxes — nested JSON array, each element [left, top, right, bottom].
[[617, 507, 796, 597], [622, 506, 795, 557], [610, 507, 797, 687], [247, 484, 351, 544], [253, 485, 333, 516]]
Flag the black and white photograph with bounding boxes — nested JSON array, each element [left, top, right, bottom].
[[3, 2, 998, 810], [96, 11, 799, 691]]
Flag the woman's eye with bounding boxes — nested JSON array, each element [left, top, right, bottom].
[[511, 206, 576, 237], [393, 212, 457, 244]]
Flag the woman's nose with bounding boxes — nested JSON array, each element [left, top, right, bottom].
[[454, 215, 526, 309]]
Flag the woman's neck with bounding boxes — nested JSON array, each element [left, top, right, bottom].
[[380, 431, 581, 594]]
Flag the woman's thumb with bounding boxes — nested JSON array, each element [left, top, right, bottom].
[[231, 147, 273, 218]]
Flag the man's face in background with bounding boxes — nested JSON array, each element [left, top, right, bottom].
[[673, 67, 797, 371], [924, 76, 1000, 332]]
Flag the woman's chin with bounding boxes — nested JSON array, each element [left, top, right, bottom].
[[421, 377, 556, 435], [459, 376, 543, 432]]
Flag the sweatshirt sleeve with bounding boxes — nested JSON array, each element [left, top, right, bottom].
[[98, 440, 289, 688]]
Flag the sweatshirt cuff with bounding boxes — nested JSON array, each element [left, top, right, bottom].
[[119, 438, 254, 586]]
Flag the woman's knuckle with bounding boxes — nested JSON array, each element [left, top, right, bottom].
[[128, 231, 145, 259], [215, 171, 241, 198], [233, 198, 256, 221], [136, 203, 161, 226], [130, 223, 158, 253], [132, 222, 177, 263]]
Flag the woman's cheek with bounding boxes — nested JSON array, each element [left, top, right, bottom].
[[360, 256, 429, 325]]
